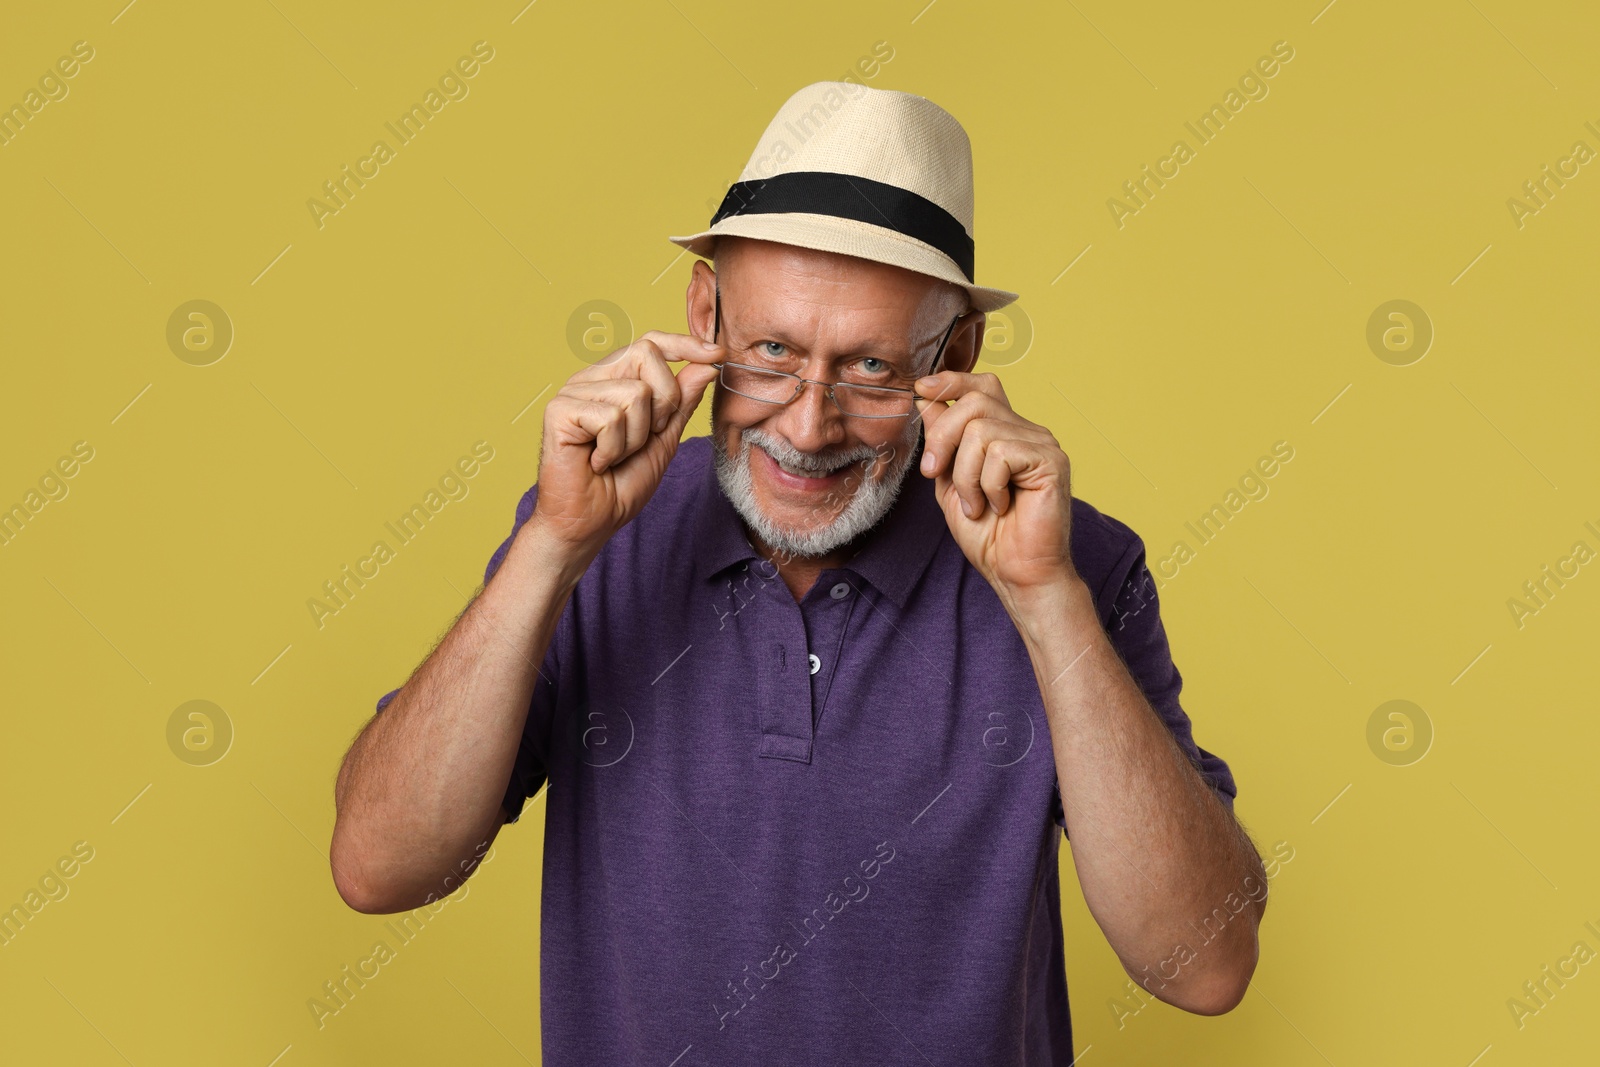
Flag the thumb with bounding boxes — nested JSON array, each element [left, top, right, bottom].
[[664, 362, 720, 438], [931, 466, 961, 521]]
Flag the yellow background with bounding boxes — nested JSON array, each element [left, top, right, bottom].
[[2, 0, 1596, 1063]]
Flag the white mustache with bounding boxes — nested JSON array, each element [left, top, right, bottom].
[[744, 429, 883, 477], [714, 424, 914, 560]]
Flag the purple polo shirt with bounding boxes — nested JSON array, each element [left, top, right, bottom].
[[375, 433, 1235, 1065]]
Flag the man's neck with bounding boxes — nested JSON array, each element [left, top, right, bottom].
[[746, 528, 857, 602]]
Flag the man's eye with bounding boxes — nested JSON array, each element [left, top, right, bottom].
[[851, 357, 899, 381], [758, 341, 788, 359]]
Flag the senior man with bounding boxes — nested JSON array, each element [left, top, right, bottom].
[[332, 81, 1265, 1064]]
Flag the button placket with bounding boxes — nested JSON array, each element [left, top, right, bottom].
[[743, 578, 816, 763], [805, 574, 859, 735]]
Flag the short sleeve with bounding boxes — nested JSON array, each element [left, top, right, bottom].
[[1054, 537, 1238, 837], [370, 482, 562, 826]]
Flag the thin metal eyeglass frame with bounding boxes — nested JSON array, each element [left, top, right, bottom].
[[710, 285, 961, 420]]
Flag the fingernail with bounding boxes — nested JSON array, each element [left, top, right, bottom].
[[921, 451, 935, 474], [702, 340, 719, 350], [961, 497, 974, 518], [918, 375, 939, 388]]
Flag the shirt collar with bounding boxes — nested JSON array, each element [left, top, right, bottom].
[[690, 436, 948, 610]]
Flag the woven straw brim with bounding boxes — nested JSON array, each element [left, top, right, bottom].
[[669, 213, 1018, 314]]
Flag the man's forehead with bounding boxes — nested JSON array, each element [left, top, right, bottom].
[[720, 283, 939, 355], [719, 237, 949, 309], [713, 237, 959, 352]]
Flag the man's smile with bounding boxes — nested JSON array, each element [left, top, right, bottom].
[[752, 440, 852, 495]]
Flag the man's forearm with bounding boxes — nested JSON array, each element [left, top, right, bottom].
[[1003, 577, 1264, 1013], [331, 519, 585, 913]]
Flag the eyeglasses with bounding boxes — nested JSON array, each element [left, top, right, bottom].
[[711, 285, 961, 420]]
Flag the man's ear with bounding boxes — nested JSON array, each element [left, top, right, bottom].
[[687, 261, 718, 345], [944, 310, 986, 374]]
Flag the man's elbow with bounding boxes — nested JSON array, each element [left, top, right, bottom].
[[334, 870, 397, 914], [328, 807, 508, 914], [1178, 972, 1252, 1016], [329, 823, 422, 914], [331, 846, 405, 914], [1170, 934, 1260, 1016]]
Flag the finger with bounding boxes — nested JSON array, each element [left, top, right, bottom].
[[551, 395, 634, 473], [630, 346, 682, 434], [921, 392, 1035, 479], [625, 330, 725, 368], [980, 440, 1026, 516], [565, 380, 654, 465], [584, 334, 710, 433], [583, 400, 632, 473], [663, 361, 721, 440], [919, 392, 982, 478], [951, 418, 1010, 519], [547, 393, 614, 454], [914, 369, 1009, 405], [912, 398, 940, 470]]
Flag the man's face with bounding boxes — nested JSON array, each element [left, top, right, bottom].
[[696, 238, 974, 560]]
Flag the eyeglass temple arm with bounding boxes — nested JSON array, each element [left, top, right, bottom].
[[927, 310, 961, 376]]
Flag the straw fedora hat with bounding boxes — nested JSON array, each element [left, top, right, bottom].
[[669, 81, 1018, 313]]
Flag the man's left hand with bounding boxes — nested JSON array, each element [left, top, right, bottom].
[[914, 370, 1081, 600]]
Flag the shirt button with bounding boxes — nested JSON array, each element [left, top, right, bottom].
[[808, 653, 821, 675], [829, 582, 850, 599]]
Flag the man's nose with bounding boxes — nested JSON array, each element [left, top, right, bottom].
[[769, 374, 847, 454]]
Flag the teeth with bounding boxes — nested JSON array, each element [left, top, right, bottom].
[[781, 462, 831, 477], [757, 443, 853, 478]]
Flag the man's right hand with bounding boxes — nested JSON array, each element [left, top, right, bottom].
[[529, 331, 723, 561]]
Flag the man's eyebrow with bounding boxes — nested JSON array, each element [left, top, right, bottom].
[[737, 321, 906, 358]]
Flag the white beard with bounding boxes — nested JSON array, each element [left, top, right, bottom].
[[713, 423, 917, 560]]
